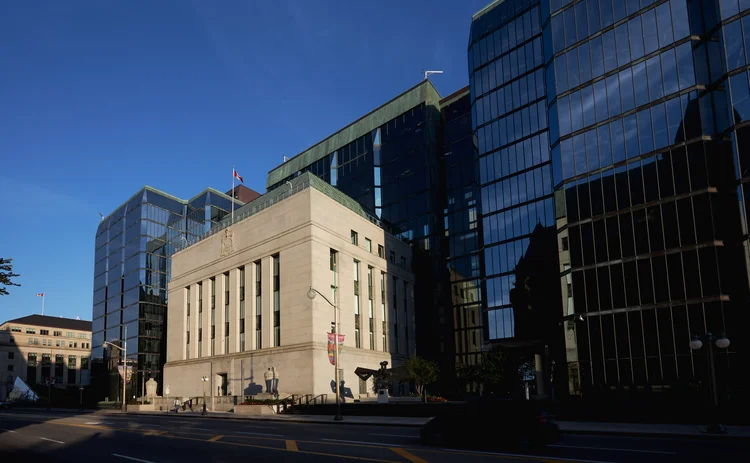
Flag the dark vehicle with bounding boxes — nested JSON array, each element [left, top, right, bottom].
[[420, 399, 559, 450]]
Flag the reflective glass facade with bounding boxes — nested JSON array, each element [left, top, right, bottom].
[[90, 187, 236, 402], [470, 0, 750, 402]]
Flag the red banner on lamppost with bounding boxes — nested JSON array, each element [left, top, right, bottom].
[[327, 333, 345, 365]]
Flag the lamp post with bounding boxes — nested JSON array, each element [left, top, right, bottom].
[[689, 332, 731, 434], [307, 265, 343, 421], [201, 375, 209, 415], [103, 326, 127, 414], [79, 387, 84, 411]]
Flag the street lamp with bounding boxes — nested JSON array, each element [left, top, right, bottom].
[[102, 326, 127, 414], [201, 375, 209, 415], [307, 271, 343, 422], [689, 332, 731, 434]]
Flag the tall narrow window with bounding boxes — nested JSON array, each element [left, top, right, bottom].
[[186, 286, 191, 359], [381, 272, 387, 352], [273, 255, 280, 347], [367, 266, 373, 300], [210, 277, 216, 356], [224, 273, 230, 354], [354, 260, 361, 348], [365, 238, 372, 252], [351, 230, 358, 245], [330, 249, 338, 271], [198, 282, 203, 358], [239, 267, 245, 352], [255, 261, 262, 350], [393, 276, 398, 353], [404, 282, 409, 352], [368, 299, 374, 350]]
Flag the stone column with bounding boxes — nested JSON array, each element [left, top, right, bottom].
[[261, 256, 273, 349], [247, 262, 257, 351]]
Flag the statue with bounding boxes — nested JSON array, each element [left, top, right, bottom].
[[220, 227, 234, 257], [145, 378, 158, 398], [354, 361, 407, 393]]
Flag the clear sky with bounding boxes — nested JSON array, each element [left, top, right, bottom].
[[0, 0, 488, 322]]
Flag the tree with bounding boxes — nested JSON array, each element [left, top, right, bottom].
[[0, 258, 20, 296], [403, 356, 439, 396], [457, 348, 507, 395]]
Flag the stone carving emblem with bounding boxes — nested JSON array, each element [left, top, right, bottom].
[[220, 227, 235, 257]]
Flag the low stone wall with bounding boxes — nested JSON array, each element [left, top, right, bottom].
[[128, 403, 154, 412], [234, 404, 277, 415]]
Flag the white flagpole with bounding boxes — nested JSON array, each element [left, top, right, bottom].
[[42, 294, 45, 316], [232, 166, 235, 223]]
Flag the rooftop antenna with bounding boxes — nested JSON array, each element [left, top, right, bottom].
[[424, 70, 444, 80], [282, 154, 288, 163], [98, 212, 105, 220]]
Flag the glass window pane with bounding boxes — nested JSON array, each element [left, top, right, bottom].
[[625, 114, 640, 158], [616, 23, 631, 68], [571, 90, 583, 132], [656, 2, 674, 48], [638, 108, 654, 153], [633, 62, 649, 107], [562, 138, 575, 180], [552, 13, 565, 53], [568, 49, 580, 89], [666, 96, 684, 144], [588, 0, 601, 34], [676, 42, 695, 89], [730, 71, 750, 123], [591, 36, 604, 78], [586, 128, 599, 170], [642, 8, 659, 55], [574, 134, 587, 175], [724, 19, 746, 71], [606, 74, 621, 117], [652, 103, 668, 150], [600, 0, 614, 28], [565, 6, 577, 48], [576, 1, 588, 42], [628, 16, 644, 61], [594, 80, 608, 123], [611, 119, 626, 163], [556, 54, 568, 93], [619, 68, 635, 112], [582, 85, 596, 127], [559, 95, 571, 136], [598, 125, 613, 167], [672, 0, 690, 40], [720, 0, 740, 19], [579, 41, 592, 84], [661, 48, 678, 97], [647, 55, 664, 102], [602, 30, 617, 72]]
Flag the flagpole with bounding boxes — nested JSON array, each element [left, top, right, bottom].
[[42, 294, 45, 316], [231, 165, 235, 223]]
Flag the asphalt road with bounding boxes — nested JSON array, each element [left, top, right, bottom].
[[1, 409, 748, 462]]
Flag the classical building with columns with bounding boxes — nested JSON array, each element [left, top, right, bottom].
[[163, 172, 415, 399], [0, 315, 92, 391]]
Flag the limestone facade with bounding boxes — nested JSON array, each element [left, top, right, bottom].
[[163, 184, 415, 399]]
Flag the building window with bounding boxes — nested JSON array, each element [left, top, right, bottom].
[[211, 277, 216, 356], [354, 260, 361, 349], [381, 271, 387, 352], [389, 251, 395, 263], [367, 267, 373, 300], [67, 332, 74, 338], [561, 236, 569, 251], [54, 331, 61, 337], [7, 365, 13, 372], [351, 230, 358, 245], [378, 245, 384, 258], [186, 286, 191, 359], [240, 266, 245, 352], [81, 357, 89, 370], [11, 326, 20, 333], [255, 261, 262, 349], [26, 328, 35, 334], [400, 256, 406, 268], [225, 272, 230, 354], [273, 255, 280, 347], [330, 249, 338, 271], [368, 299, 374, 350], [40, 329, 49, 336], [198, 282, 203, 358], [7, 352, 14, 360], [365, 238, 372, 252]]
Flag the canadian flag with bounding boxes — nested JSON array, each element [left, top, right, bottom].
[[36, 293, 44, 297], [233, 169, 244, 183]]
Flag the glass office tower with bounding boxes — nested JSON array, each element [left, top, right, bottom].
[[266, 81, 478, 393], [543, 0, 749, 401], [90, 187, 236, 402], [469, 0, 564, 395]]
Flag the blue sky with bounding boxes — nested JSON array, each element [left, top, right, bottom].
[[0, 0, 487, 321]]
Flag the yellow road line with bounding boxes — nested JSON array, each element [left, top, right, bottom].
[[390, 447, 429, 463], [286, 440, 299, 451], [207, 435, 223, 442]]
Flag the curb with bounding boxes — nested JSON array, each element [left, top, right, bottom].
[[560, 429, 750, 441], [126, 411, 427, 427]]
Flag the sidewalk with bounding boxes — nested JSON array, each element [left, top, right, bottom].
[[129, 409, 430, 427], [558, 420, 750, 439]]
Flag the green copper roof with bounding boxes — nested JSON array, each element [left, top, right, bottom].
[[266, 79, 443, 189]]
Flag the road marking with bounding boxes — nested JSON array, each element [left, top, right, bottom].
[[38, 437, 65, 444], [207, 435, 224, 442], [1, 429, 17, 433], [323, 438, 400, 446], [548, 444, 677, 455], [112, 454, 156, 463], [432, 448, 615, 463], [370, 433, 419, 438], [390, 447, 428, 463], [286, 440, 299, 451], [184, 427, 213, 431], [237, 431, 284, 437]]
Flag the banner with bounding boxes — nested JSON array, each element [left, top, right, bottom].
[[118, 364, 134, 383], [327, 333, 345, 365]]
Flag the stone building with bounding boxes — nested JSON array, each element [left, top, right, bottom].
[[163, 172, 415, 400], [0, 315, 92, 391]]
